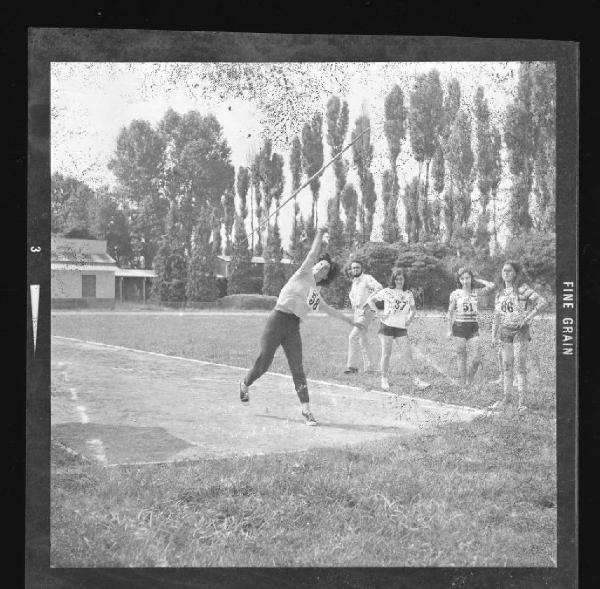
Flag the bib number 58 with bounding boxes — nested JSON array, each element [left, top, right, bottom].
[[308, 292, 320, 310]]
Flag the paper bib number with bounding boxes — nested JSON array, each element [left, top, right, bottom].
[[307, 289, 321, 311]]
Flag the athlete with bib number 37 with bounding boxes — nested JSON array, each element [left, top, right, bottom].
[[364, 268, 430, 392], [239, 226, 364, 426]]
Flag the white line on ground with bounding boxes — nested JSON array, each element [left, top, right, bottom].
[[53, 335, 483, 415], [86, 439, 108, 465], [76, 405, 89, 424], [69, 388, 78, 401]]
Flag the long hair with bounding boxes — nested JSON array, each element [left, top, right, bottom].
[[455, 266, 476, 289], [496, 260, 528, 291], [388, 267, 409, 290], [316, 253, 341, 287]]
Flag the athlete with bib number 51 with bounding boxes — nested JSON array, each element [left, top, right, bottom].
[[239, 225, 364, 426], [446, 267, 495, 387]]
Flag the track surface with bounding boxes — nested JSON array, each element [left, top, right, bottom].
[[51, 337, 483, 466]]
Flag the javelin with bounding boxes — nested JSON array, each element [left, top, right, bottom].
[[240, 126, 371, 245]]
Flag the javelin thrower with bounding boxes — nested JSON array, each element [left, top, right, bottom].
[[239, 226, 364, 425]]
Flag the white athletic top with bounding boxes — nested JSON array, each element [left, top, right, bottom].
[[448, 286, 494, 323], [366, 288, 415, 329], [275, 265, 321, 320], [495, 284, 540, 328], [349, 273, 383, 309]]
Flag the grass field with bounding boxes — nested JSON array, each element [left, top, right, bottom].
[[50, 310, 556, 567]]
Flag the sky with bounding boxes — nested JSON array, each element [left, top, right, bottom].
[[51, 61, 523, 248]]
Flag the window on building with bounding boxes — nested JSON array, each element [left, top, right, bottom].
[[82, 275, 97, 298]]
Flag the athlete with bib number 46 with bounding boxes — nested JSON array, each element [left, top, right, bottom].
[[239, 226, 364, 426], [364, 268, 430, 392]]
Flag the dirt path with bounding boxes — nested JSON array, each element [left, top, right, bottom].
[[51, 336, 483, 466]]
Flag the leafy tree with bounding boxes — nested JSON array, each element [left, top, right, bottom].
[[186, 207, 220, 302], [108, 119, 167, 267], [353, 241, 404, 287], [351, 114, 376, 242], [395, 243, 455, 308], [503, 231, 556, 293], [51, 172, 96, 235], [301, 111, 324, 228], [176, 115, 234, 255], [382, 85, 406, 242], [90, 187, 133, 266]]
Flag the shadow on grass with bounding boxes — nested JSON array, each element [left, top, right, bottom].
[[52, 422, 193, 464], [255, 413, 413, 434]]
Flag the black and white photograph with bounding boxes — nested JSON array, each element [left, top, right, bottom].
[[27, 29, 578, 587]]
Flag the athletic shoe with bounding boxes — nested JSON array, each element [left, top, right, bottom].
[[517, 404, 528, 414], [413, 377, 431, 390], [487, 399, 509, 410], [239, 381, 250, 403], [380, 376, 390, 391], [489, 377, 503, 385], [302, 410, 318, 426], [344, 367, 359, 374]]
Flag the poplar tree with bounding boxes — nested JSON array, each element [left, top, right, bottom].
[[504, 63, 536, 235], [326, 96, 350, 252], [341, 184, 359, 248], [186, 207, 219, 302], [222, 186, 236, 255], [446, 109, 474, 239], [351, 114, 376, 243], [408, 70, 444, 241], [228, 166, 254, 294], [474, 87, 493, 255], [382, 85, 406, 242], [301, 112, 324, 229], [288, 135, 303, 258]]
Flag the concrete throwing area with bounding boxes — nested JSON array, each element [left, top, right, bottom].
[[51, 336, 484, 467]]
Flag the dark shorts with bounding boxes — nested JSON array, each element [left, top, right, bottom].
[[500, 324, 531, 343], [452, 322, 479, 340], [378, 324, 408, 338]]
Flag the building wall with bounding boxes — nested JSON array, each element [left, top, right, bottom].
[[51, 269, 115, 299]]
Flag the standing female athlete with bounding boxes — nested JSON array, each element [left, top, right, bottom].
[[489, 261, 547, 413], [446, 267, 495, 386], [239, 226, 363, 426], [364, 268, 430, 392]]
